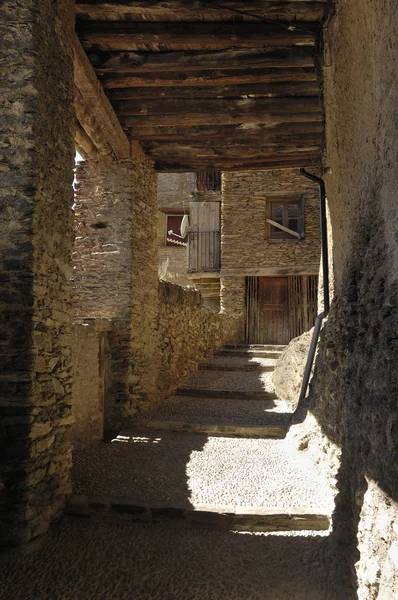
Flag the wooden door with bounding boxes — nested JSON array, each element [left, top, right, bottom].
[[288, 275, 318, 340], [246, 275, 318, 344], [247, 277, 290, 344]]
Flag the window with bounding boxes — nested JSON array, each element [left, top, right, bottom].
[[166, 214, 188, 247], [268, 199, 303, 240], [192, 171, 221, 192]]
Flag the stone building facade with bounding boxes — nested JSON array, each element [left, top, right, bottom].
[[220, 168, 321, 341], [157, 168, 321, 335]]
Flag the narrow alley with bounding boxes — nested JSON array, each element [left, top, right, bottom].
[[0, 345, 349, 599], [2, 0, 398, 598]]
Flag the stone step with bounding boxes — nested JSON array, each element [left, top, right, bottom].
[[175, 387, 277, 400], [66, 495, 330, 532], [128, 420, 288, 438], [224, 344, 287, 352], [215, 349, 283, 358], [132, 395, 290, 433], [198, 362, 274, 372]]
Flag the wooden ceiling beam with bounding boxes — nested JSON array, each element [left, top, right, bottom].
[[121, 111, 322, 127], [88, 47, 315, 74], [75, 1, 327, 23], [73, 33, 130, 159], [101, 67, 317, 89], [143, 147, 321, 159], [125, 122, 324, 140], [76, 22, 319, 52], [141, 135, 322, 150], [154, 157, 321, 172], [115, 96, 321, 116], [108, 81, 319, 100]]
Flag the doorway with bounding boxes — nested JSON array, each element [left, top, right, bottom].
[[246, 275, 318, 345]]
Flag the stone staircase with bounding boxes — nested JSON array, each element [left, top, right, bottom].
[[69, 344, 332, 536]]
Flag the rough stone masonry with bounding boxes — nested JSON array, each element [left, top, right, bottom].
[[0, 0, 75, 549], [307, 1, 398, 597]]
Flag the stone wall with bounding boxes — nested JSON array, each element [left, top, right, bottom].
[[157, 173, 192, 208], [0, 0, 75, 549], [73, 143, 159, 429], [127, 142, 159, 418], [157, 281, 239, 400], [309, 1, 398, 597], [71, 320, 111, 446], [73, 159, 135, 319], [220, 276, 246, 342], [221, 168, 321, 272]]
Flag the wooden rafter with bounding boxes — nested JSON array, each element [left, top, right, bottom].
[[76, 22, 319, 52], [75, 0, 327, 170], [122, 123, 323, 141], [115, 97, 321, 116], [75, 1, 327, 23], [88, 48, 315, 74], [101, 68, 317, 89], [108, 81, 319, 100]]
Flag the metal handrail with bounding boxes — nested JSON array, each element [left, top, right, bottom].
[[294, 169, 330, 413]]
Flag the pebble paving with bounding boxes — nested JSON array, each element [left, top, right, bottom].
[[72, 347, 334, 514], [0, 519, 353, 600], [0, 345, 344, 600]]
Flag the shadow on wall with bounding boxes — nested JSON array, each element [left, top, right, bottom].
[[302, 192, 398, 598]]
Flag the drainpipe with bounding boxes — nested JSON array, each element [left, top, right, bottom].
[[294, 169, 330, 410]]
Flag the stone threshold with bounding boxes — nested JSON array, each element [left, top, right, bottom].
[[198, 363, 274, 372], [126, 421, 288, 438], [175, 388, 277, 400], [66, 495, 330, 532]]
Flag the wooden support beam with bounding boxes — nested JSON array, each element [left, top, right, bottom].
[[75, 1, 327, 23], [154, 157, 321, 172], [143, 146, 321, 160], [108, 81, 319, 100], [141, 134, 322, 150], [75, 120, 99, 158], [115, 96, 321, 116], [88, 47, 315, 74], [73, 33, 130, 159], [76, 22, 319, 52], [74, 86, 114, 156], [101, 67, 317, 89], [220, 266, 320, 277]]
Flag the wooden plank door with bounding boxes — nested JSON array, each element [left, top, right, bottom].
[[288, 275, 318, 339], [247, 277, 290, 344]]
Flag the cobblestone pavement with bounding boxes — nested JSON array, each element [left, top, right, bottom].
[[0, 345, 345, 599], [0, 518, 354, 600], [73, 430, 334, 512]]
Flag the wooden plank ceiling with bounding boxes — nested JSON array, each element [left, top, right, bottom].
[[75, 1, 328, 172]]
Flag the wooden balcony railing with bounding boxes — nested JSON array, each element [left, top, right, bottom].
[[188, 231, 221, 271]]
